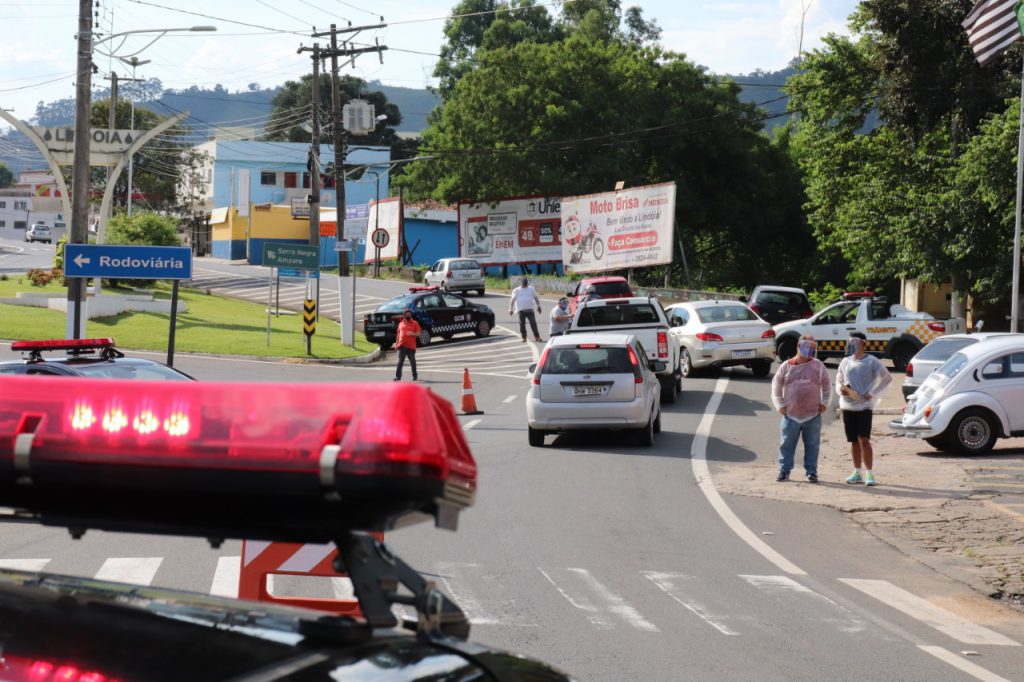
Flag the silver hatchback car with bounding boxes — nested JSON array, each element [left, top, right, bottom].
[[526, 333, 664, 447], [423, 258, 486, 296]]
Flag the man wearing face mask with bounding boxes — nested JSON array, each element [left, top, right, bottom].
[[393, 308, 421, 381], [770, 335, 831, 482], [508, 277, 543, 343], [550, 297, 572, 336], [837, 331, 892, 486]]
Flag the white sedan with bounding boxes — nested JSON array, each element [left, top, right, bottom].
[[666, 300, 776, 377], [890, 335, 1024, 454]]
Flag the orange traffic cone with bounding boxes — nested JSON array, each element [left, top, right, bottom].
[[460, 368, 483, 415]]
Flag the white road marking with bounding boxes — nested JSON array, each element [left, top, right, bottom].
[[740, 575, 865, 634], [94, 557, 163, 586], [691, 376, 806, 575], [462, 419, 482, 430], [539, 567, 658, 632], [918, 646, 1014, 682], [503, 395, 517, 403], [209, 555, 241, 597], [0, 559, 50, 571], [840, 579, 1020, 646], [436, 562, 536, 627], [643, 571, 739, 635]]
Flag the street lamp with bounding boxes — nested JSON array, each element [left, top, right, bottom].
[[65, 5, 217, 339], [118, 56, 150, 216]]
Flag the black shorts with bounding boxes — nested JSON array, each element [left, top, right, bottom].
[[842, 409, 873, 442]]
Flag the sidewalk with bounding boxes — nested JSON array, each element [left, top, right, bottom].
[[713, 370, 1024, 611]]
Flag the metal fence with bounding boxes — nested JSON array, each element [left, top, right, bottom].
[[506, 275, 740, 305]]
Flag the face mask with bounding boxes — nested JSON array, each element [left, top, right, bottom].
[[797, 340, 816, 358], [845, 339, 860, 356]]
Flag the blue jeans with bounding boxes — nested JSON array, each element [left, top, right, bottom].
[[778, 415, 821, 476]]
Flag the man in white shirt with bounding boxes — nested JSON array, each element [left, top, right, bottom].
[[837, 332, 892, 486], [549, 297, 572, 336], [509, 277, 542, 342]]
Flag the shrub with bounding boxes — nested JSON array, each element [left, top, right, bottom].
[[26, 268, 62, 287]]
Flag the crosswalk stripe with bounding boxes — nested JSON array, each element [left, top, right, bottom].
[[741, 575, 866, 634], [0, 559, 50, 571], [210, 556, 241, 597], [539, 567, 659, 632], [436, 562, 535, 626], [503, 395, 517, 403], [94, 557, 163, 586], [918, 646, 1013, 682], [644, 571, 738, 635], [462, 419, 481, 430], [840, 579, 1020, 646]]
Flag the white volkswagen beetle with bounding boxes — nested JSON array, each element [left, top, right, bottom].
[[890, 335, 1024, 453]]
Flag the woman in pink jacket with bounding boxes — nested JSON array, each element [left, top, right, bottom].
[[770, 335, 831, 483]]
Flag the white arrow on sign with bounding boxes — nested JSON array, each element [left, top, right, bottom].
[[73, 253, 91, 268]]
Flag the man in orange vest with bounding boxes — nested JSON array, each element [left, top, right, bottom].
[[394, 308, 421, 381]]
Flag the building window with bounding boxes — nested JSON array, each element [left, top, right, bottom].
[[0, 220, 5, 227], [284, 172, 298, 189], [14, 201, 27, 210], [0, 201, 6, 208], [14, 221, 26, 230], [260, 171, 277, 186], [302, 172, 311, 189]]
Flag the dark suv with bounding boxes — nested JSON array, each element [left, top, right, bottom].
[[741, 285, 813, 326]]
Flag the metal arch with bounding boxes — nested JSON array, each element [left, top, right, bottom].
[[0, 110, 73, 223], [97, 111, 189, 243]]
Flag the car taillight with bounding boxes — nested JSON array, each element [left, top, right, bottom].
[[446, 271, 452, 278], [696, 332, 723, 342], [749, 304, 762, 315], [802, 309, 814, 318], [657, 331, 668, 358], [906, 362, 914, 378], [533, 347, 551, 385], [927, 321, 945, 332], [761, 329, 776, 339], [626, 345, 643, 384]]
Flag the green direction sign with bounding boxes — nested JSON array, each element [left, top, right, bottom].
[[263, 243, 319, 271]]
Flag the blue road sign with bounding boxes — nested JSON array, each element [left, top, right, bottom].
[[279, 267, 320, 279], [64, 244, 193, 280]]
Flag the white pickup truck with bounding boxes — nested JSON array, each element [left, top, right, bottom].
[[565, 296, 682, 403], [773, 296, 966, 371]]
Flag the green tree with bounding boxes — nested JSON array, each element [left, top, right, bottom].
[[0, 162, 13, 188], [264, 74, 401, 146], [105, 211, 181, 246], [402, 35, 812, 288]]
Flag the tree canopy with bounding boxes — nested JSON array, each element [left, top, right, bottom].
[[0, 162, 12, 189]]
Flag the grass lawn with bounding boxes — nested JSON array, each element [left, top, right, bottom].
[[0, 274, 377, 359]]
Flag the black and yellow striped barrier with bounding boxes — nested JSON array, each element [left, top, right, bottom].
[[303, 300, 316, 336]]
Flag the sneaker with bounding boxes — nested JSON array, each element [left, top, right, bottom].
[[776, 470, 790, 482], [412, 375, 419, 381], [534, 337, 543, 342], [864, 472, 876, 486], [845, 471, 863, 485], [393, 377, 401, 382], [521, 337, 527, 343], [806, 473, 818, 483]]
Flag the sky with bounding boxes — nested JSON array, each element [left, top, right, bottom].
[[0, 0, 860, 123]]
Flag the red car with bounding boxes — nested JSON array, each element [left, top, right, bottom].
[[567, 276, 633, 312]]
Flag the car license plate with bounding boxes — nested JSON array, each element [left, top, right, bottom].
[[371, 331, 385, 338], [572, 385, 604, 396], [731, 349, 755, 359]]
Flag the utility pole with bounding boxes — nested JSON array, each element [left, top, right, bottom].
[[68, 0, 94, 339], [106, 72, 118, 209], [328, 24, 347, 278], [307, 43, 320, 247]]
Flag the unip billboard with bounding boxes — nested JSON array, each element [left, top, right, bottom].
[[363, 197, 402, 262], [458, 196, 562, 266], [559, 182, 675, 274]]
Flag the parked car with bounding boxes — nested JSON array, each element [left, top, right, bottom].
[[0, 337, 194, 380], [740, 285, 813, 326], [526, 333, 664, 447], [565, 295, 681, 403], [665, 300, 776, 377], [567, 275, 633, 312], [890, 335, 1024, 453], [24, 222, 52, 244], [423, 257, 485, 295], [363, 287, 495, 348], [902, 332, 1019, 399]]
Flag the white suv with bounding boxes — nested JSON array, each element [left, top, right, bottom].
[[25, 223, 52, 244], [424, 258, 485, 296], [526, 333, 664, 447]]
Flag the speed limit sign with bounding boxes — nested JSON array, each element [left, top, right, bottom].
[[371, 228, 390, 248]]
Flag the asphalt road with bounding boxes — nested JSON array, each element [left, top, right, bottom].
[[1, 245, 1023, 680]]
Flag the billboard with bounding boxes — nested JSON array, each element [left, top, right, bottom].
[[560, 182, 675, 274], [363, 197, 401, 262], [458, 196, 562, 266]]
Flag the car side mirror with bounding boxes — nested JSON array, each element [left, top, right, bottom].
[[529, 363, 537, 374], [738, 295, 748, 303], [650, 360, 667, 372]]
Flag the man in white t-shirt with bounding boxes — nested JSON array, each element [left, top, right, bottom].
[[508, 278, 542, 342]]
